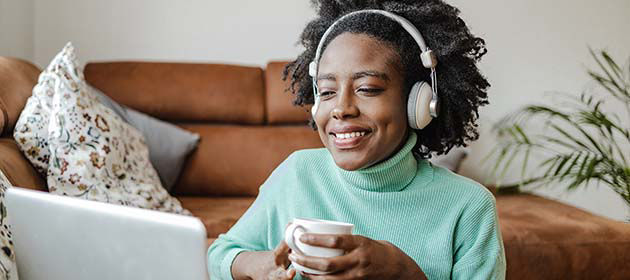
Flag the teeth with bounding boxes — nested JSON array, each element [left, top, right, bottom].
[[335, 131, 367, 139]]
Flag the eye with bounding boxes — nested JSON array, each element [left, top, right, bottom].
[[357, 88, 384, 95], [318, 91, 336, 99]]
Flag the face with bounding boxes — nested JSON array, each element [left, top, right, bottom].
[[314, 32, 409, 171]]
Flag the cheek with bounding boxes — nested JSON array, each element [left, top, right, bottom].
[[314, 108, 330, 144], [371, 98, 407, 130]]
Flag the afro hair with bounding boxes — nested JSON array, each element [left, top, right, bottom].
[[283, 0, 489, 158]]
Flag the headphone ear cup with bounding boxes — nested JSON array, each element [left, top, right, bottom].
[[311, 80, 319, 118], [311, 98, 319, 118], [309, 62, 317, 77], [407, 82, 433, 129]]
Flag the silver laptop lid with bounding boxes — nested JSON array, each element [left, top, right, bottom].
[[5, 187, 209, 280]]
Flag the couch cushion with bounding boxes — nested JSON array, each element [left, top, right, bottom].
[[173, 124, 323, 197], [84, 62, 265, 124], [0, 57, 40, 137], [178, 196, 255, 238], [497, 193, 630, 279], [0, 138, 46, 191], [264, 61, 312, 124]]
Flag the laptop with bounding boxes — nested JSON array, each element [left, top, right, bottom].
[[5, 187, 210, 280]]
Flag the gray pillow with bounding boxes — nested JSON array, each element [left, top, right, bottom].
[[429, 147, 468, 173], [90, 85, 200, 191]]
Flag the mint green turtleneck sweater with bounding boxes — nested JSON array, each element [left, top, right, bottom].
[[208, 133, 506, 279]]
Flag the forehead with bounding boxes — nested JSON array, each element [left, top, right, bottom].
[[318, 32, 401, 76]]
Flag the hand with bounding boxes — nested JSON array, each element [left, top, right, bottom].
[[288, 234, 427, 280], [231, 240, 296, 280], [265, 241, 297, 280]]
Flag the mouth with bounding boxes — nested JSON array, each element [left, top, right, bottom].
[[329, 129, 372, 149]]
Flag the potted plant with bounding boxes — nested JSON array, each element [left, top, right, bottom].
[[488, 49, 629, 219]]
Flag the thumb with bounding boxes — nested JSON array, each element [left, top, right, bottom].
[[285, 268, 296, 279], [274, 241, 291, 267]]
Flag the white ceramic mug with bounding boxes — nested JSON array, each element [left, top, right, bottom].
[[284, 218, 354, 275]]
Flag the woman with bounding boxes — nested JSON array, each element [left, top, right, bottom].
[[208, 0, 505, 279]]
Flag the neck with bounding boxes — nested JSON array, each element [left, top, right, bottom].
[[334, 132, 419, 192]]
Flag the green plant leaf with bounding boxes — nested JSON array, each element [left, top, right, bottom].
[[486, 50, 630, 215]]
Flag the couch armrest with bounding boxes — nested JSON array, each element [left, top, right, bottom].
[[0, 138, 47, 191], [0, 57, 41, 137]]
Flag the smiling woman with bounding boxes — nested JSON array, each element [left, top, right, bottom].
[[208, 1, 505, 280], [314, 33, 409, 171]]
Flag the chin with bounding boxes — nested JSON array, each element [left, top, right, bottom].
[[332, 153, 370, 171]]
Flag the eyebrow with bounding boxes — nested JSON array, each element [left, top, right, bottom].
[[316, 70, 390, 82]]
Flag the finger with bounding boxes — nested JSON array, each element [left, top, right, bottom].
[[289, 251, 359, 273], [299, 234, 365, 250], [285, 268, 296, 279], [273, 241, 291, 267], [269, 267, 295, 280], [304, 269, 361, 280]]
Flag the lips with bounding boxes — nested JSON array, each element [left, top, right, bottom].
[[328, 125, 372, 149]]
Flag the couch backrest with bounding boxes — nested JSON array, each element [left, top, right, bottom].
[[264, 61, 312, 124], [84, 61, 323, 197], [0, 57, 323, 196], [84, 62, 266, 124]]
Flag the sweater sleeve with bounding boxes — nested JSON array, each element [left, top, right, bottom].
[[451, 189, 506, 280], [207, 156, 291, 280], [206, 191, 270, 279]]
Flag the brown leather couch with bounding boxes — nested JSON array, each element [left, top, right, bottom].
[[1, 56, 629, 279]]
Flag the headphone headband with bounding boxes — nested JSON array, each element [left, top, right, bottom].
[[309, 9, 437, 78], [308, 9, 439, 122]]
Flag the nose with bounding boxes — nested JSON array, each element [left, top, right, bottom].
[[331, 86, 359, 120]]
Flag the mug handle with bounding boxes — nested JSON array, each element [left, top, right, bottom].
[[284, 223, 306, 255]]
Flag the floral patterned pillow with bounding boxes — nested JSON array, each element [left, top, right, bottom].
[[31, 42, 189, 215], [0, 170, 18, 280], [12, 46, 72, 175]]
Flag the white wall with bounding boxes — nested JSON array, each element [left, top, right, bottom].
[[0, 0, 34, 60], [33, 0, 315, 67], [9, 0, 630, 220]]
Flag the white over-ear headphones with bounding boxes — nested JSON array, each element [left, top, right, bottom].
[[308, 9, 439, 130]]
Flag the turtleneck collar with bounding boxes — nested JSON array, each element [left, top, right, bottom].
[[334, 132, 424, 192]]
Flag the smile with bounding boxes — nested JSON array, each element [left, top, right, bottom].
[[332, 131, 367, 139], [329, 130, 372, 149]]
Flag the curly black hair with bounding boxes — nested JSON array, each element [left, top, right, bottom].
[[282, 0, 489, 159]]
